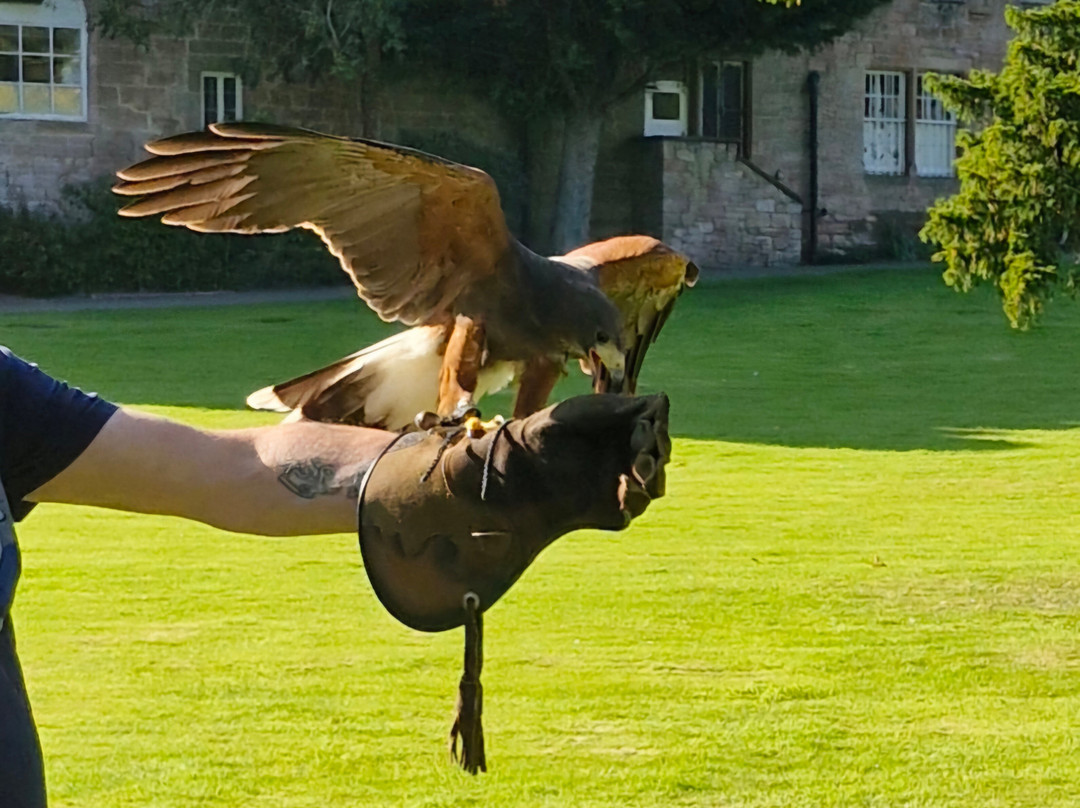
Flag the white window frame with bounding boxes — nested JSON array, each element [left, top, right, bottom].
[[644, 80, 687, 138], [0, 0, 88, 122], [863, 70, 906, 176], [201, 71, 243, 128], [914, 73, 956, 177]]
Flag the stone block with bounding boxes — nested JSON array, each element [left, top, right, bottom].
[[188, 38, 247, 56], [96, 60, 148, 87]]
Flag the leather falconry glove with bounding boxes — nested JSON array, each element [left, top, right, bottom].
[[356, 392, 671, 773]]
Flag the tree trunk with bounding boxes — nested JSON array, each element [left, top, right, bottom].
[[550, 107, 604, 254], [523, 117, 563, 254]]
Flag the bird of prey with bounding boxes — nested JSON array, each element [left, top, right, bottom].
[[241, 234, 697, 429], [112, 122, 627, 423]]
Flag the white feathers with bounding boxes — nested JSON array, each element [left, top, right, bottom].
[[247, 326, 518, 430]]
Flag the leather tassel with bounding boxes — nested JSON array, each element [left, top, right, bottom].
[[448, 592, 486, 774]]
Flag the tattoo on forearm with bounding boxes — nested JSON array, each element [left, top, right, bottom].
[[277, 459, 341, 500], [276, 458, 371, 501]]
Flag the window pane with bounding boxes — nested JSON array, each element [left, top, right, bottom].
[[23, 55, 49, 83], [718, 63, 743, 142], [0, 54, 16, 82], [22, 27, 49, 54], [0, 26, 17, 52], [701, 63, 718, 138], [0, 83, 16, 113], [54, 27, 80, 55], [53, 56, 79, 85], [223, 76, 236, 121], [651, 91, 681, 121], [23, 84, 49, 114], [203, 75, 217, 126], [53, 86, 81, 116]]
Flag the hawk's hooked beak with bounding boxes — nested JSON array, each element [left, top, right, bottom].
[[588, 342, 627, 394]]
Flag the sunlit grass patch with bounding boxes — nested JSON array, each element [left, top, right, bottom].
[[6, 266, 1080, 807]]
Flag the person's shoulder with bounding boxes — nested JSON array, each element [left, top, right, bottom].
[[0, 346, 38, 388], [0, 346, 16, 390], [1, 345, 28, 368]]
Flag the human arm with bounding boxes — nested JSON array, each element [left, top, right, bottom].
[[28, 407, 396, 536]]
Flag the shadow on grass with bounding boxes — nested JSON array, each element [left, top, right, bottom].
[[4, 268, 1080, 452]]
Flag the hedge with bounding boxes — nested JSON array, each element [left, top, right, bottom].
[[0, 181, 343, 297]]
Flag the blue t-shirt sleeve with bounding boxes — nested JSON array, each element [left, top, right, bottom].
[[0, 346, 118, 521]]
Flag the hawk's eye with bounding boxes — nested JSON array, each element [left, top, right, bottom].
[[596, 331, 611, 345]]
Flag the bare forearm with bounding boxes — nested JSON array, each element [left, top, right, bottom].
[[29, 409, 395, 536]]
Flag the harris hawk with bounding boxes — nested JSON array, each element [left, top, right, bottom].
[[112, 122, 626, 422], [242, 234, 697, 429]]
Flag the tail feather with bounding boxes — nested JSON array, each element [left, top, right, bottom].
[[247, 326, 446, 429]]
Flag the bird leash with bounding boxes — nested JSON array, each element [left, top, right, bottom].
[[355, 415, 510, 774]]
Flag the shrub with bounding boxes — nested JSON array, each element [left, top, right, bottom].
[[0, 180, 344, 297]]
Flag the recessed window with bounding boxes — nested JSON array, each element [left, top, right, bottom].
[[914, 74, 956, 177], [0, 0, 87, 121], [864, 71, 906, 175], [644, 80, 687, 137], [701, 60, 747, 148], [202, 71, 242, 128]]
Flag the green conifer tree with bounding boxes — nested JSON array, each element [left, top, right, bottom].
[[921, 1, 1080, 327]]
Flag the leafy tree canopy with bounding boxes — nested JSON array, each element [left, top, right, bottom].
[[95, 0, 406, 84], [405, 0, 890, 121], [96, 0, 890, 119], [921, 1, 1080, 328]]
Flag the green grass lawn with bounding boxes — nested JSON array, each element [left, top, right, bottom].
[[5, 266, 1080, 807]]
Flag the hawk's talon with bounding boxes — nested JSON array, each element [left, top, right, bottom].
[[447, 402, 481, 424], [464, 414, 506, 439]]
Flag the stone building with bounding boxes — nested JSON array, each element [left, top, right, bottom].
[[0, 0, 517, 213], [0, 0, 1033, 269], [601, 0, 1027, 266]]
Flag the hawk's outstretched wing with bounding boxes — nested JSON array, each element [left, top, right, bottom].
[[113, 122, 512, 327], [556, 236, 698, 394]]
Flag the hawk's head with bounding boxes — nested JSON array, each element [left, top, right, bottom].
[[567, 284, 626, 392]]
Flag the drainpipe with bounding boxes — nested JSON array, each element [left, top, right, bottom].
[[806, 71, 820, 265]]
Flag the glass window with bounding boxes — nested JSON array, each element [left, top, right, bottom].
[[21, 26, 48, 53], [863, 71, 907, 175], [202, 72, 244, 128], [53, 26, 80, 55], [701, 60, 747, 148], [914, 74, 956, 177], [0, 25, 17, 51], [0, 2, 87, 121]]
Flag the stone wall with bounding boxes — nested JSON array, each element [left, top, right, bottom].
[[593, 0, 1019, 265], [757, 0, 1015, 257], [0, 1, 516, 212], [659, 140, 802, 268]]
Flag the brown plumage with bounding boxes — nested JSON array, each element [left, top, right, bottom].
[[114, 122, 626, 420], [243, 234, 697, 429]]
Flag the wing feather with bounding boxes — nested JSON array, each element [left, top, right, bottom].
[[113, 123, 514, 326]]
